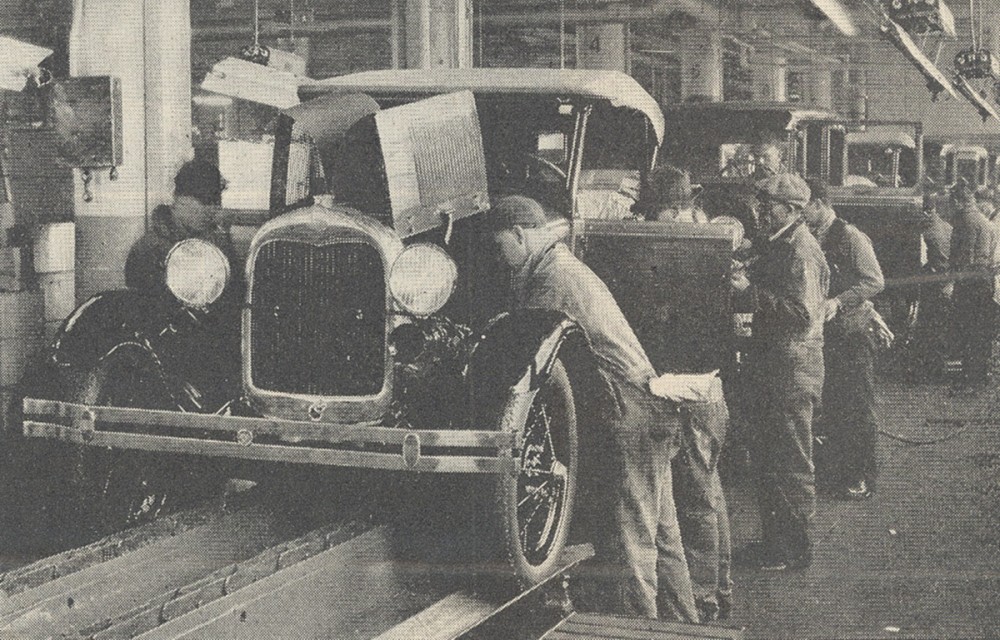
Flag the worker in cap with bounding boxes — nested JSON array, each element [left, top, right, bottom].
[[125, 159, 234, 298], [489, 194, 549, 230], [732, 172, 830, 570], [489, 193, 698, 622], [948, 177, 1000, 386], [634, 165, 708, 223]]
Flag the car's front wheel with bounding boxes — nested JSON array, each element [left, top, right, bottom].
[[57, 348, 222, 543], [492, 358, 578, 585]]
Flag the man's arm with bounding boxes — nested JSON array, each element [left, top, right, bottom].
[[834, 229, 885, 309], [755, 253, 814, 332]]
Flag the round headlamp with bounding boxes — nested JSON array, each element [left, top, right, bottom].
[[165, 239, 230, 308], [389, 243, 457, 316]]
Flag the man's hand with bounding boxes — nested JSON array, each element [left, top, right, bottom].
[[871, 311, 895, 349], [823, 297, 841, 322], [731, 260, 750, 292]]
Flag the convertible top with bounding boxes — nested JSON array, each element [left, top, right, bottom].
[[662, 101, 841, 132], [304, 68, 665, 143], [847, 129, 916, 149]]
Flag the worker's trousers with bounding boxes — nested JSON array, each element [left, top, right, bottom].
[[576, 374, 698, 623], [673, 398, 732, 619], [821, 330, 878, 488], [749, 341, 823, 558]]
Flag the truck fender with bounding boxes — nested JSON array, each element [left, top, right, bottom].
[[465, 309, 593, 428]]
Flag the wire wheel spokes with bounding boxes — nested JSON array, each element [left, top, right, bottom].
[[517, 394, 567, 564]]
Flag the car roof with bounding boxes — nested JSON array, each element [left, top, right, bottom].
[[847, 129, 916, 149], [939, 143, 988, 156], [304, 68, 665, 143], [662, 101, 841, 130]]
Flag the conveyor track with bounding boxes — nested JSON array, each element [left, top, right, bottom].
[[1, 483, 593, 640]]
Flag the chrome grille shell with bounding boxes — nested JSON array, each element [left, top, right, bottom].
[[242, 204, 403, 424]]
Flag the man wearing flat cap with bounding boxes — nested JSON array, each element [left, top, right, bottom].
[[949, 181, 1000, 385], [488, 194, 698, 622], [732, 173, 830, 570]]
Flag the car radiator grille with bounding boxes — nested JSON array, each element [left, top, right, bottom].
[[250, 240, 386, 396]]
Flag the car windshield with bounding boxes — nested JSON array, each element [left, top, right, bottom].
[[474, 97, 652, 220], [847, 145, 918, 187]]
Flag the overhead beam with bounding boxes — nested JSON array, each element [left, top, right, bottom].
[[806, 0, 856, 37]]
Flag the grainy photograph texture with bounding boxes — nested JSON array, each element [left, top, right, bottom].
[[0, 1, 999, 638]]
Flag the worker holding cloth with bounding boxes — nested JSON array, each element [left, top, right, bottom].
[[803, 180, 885, 500], [489, 195, 698, 622]]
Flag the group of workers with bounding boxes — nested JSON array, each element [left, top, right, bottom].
[[487, 156, 893, 624], [132, 152, 997, 629]]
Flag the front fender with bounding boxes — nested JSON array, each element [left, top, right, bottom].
[[49, 290, 175, 370], [465, 309, 591, 428]]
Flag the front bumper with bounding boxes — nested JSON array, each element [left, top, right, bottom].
[[21, 398, 517, 475]]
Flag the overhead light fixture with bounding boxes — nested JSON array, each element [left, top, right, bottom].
[[201, 57, 301, 109], [0, 36, 52, 92], [807, 0, 858, 37], [883, 0, 956, 37], [880, 20, 958, 100], [954, 75, 1000, 122]]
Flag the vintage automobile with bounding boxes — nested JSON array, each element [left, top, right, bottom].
[[302, 70, 739, 375], [659, 102, 925, 333], [14, 71, 738, 584]]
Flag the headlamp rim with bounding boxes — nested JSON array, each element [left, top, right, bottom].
[[388, 242, 458, 317], [164, 238, 231, 309]]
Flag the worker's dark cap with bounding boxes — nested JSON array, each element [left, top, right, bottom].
[[174, 160, 226, 206], [756, 173, 811, 208], [634, 164, 701, 215], [489, 195, 548, 231]]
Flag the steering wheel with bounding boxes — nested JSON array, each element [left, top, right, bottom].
[[522, 153, 568, 184]]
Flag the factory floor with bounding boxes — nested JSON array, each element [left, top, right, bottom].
[[725, 377, 1000, 639]]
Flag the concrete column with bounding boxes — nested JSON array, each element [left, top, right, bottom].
[[679, 25, 722, 101], [405, 0, 473, 69], [70, 0, 193, 301], [576, 24, 627, 72]]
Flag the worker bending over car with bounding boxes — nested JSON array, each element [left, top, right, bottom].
[[488, 195, 698, 622]]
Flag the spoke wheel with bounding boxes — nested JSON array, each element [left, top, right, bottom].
[[65, 348, 177, 541], [498, 358, 578, 585]]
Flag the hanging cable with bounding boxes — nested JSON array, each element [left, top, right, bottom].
[[559, 0, 566, 70], [473, 0, 486, 67], [969, 0, 976, 49], [254, 0, 260, 47]]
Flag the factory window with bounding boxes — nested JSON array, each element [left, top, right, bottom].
[[786, 69, 805, 103], [722, 39, 752, 101]]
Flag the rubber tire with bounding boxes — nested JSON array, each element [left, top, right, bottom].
[[493, 358, 578, 586], [60, 348, 222, 543]]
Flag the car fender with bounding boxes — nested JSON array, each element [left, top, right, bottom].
[[465, 309, 592, 429], [48, 289, 174, 371]]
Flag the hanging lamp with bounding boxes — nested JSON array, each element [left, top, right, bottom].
[[239, 0, 270, 66]]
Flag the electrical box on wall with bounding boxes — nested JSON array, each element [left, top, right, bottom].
[[48, 76, 123, 169]]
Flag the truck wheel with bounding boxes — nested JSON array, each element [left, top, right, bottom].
[[494, 359, 578, 585], [63, 348, 178, 540]]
